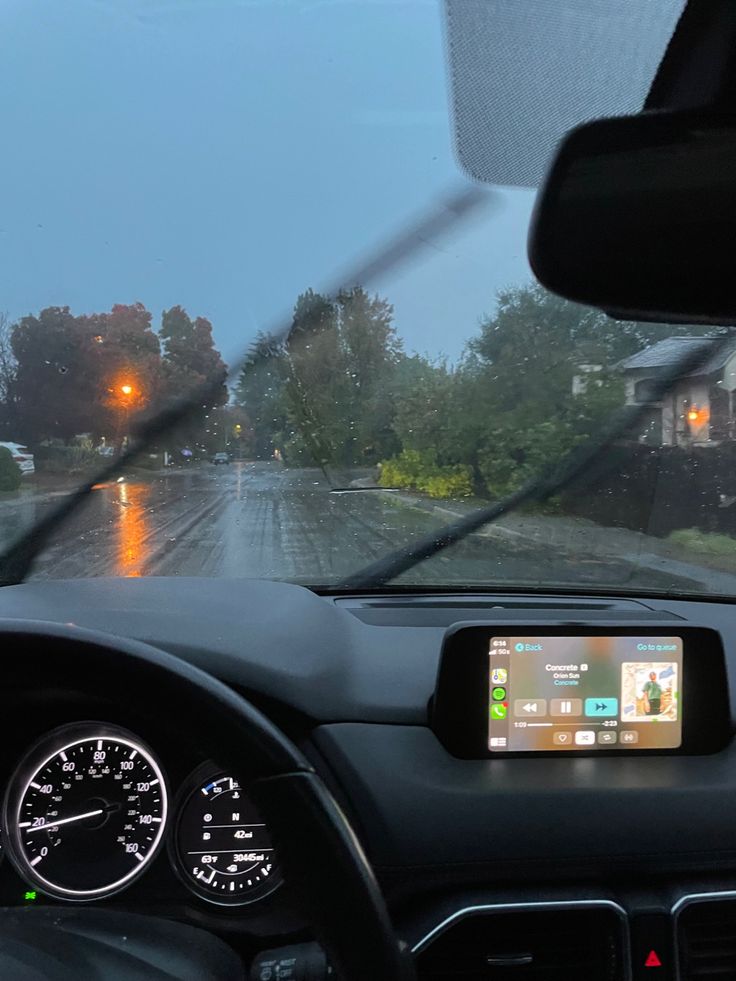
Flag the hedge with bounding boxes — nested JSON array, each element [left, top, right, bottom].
[[379, 449, 473, 499], [0, 446, 22, 492]]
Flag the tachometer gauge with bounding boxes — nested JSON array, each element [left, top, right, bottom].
[[173, 767, 281, 906], [3, 723, 168, 900]]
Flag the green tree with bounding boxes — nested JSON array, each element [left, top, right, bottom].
[[86, 303, 163, 441], [391, 356, 455, 458], [469, 284, 711, 420], [235, 333, 289, 460], [474, 375, 625, 498], [335, 286, 402, 462], [383, 284, 689, 499], [466, 285, 654, 496], [0, 313, 19, 439], [9, 302, 228, 452], [160, 305, 228, 450], [279, 290, 343, 464], [101, 303, 161, 395], [160, 306, 227, 397], [10, 306, 107, 443], [235, 286, 403, 467], [10, 304, 164, 445]]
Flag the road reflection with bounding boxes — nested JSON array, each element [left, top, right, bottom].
[[115, 480, 152, 577]]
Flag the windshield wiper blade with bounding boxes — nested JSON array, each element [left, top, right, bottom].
[[0, 185, 493, 586], [339, 332, 734, 590], [329, 486, 400, 494]]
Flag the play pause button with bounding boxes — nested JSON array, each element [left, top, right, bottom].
[[550, 698, 582, 716], [513, 698, 547, 717]]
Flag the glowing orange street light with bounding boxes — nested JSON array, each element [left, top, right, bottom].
[[114, 382, 139, 450], [687, 408, 700, 422]]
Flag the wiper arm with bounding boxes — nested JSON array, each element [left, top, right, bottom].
[[339, 332, 734, 590], [0, 186, 492, 586]]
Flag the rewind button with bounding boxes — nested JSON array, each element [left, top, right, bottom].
[[513, 698, 547, 717]]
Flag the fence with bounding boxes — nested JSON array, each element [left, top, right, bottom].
[[561, 442, 736, 537]]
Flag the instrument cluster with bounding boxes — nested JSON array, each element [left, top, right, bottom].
[[0, 722, 281, 908]]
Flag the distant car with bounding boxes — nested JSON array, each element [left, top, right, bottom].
[[212, 452, 230, 465], [0, 441, 35, 475]]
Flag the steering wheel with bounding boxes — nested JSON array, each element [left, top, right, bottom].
[[0, 621, 414, 981]]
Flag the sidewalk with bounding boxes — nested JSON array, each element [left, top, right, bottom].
[[0, 463, 213, 509], [361, 481, 736, 594]]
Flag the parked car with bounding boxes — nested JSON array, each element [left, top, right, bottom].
[[212, 452, 229, 465], [0, 442, 34, 475]]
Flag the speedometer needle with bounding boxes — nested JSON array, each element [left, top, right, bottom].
[[25, 808, 103, 833]]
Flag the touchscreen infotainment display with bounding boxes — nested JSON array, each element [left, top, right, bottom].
[[487, 635, 683, 752]]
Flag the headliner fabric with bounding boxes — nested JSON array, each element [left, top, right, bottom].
[[445, 0, 685, 187]]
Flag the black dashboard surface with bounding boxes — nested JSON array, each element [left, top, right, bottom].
[[1, 576, 735, 724], [0, 576, 736, 957], [0, 578, 433, 724]]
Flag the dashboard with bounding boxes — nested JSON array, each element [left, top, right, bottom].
[[0, 577, 735, 979], [0, 722, 279, 907], [0, 697, 300, 951]]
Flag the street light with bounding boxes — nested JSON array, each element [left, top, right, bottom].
[[117, 383, 136, 449]]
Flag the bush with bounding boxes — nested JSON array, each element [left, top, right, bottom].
[[477, 418, 582, 499], [379, 449, 431, 489], [34, 444, 99, 474], [0, 446, 22, 492], [421, 472, 474, 499], [379, 449, 473, 499]]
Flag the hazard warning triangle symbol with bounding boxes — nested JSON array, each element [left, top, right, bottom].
[[644, 949, 663, 968]]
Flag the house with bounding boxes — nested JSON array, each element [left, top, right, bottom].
[[619, 335, 736, 446]]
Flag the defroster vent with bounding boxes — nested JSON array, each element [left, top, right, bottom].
[[414, 905, 625, 981], [679, 898, 736, 979]]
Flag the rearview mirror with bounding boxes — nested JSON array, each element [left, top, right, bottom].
[[529, 111, 736, 324]]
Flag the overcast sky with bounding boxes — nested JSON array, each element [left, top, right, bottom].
[[0, 0, 536, 366]]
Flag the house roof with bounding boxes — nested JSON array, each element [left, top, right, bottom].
[[619, 335, 736, 376], [684, 335, 736, 376]]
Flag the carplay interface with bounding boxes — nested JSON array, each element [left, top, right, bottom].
[[488, 635, 683, 752]]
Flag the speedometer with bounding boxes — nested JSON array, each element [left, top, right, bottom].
[[172, 766, 281, 906], [3, 723, 168, 900]]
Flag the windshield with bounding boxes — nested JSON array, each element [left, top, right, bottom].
[[3, 0, 731, 598]]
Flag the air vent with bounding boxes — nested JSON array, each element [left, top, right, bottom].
[[333, 594, 679, 627], [414, 906, 624, 981], [679, 898, 736, 979]]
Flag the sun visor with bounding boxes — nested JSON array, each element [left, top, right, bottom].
[[445, 0, 685, 187]]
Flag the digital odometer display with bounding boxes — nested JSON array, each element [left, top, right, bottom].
[[174, 770, 280, 906], [3, 723, 167, 899], [487, 635, 683, 752]]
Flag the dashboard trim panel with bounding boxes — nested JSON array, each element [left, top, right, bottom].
[[410, 898, 631, 977], [671, 888, 736, 915]]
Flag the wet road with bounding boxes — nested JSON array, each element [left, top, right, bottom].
[[0, 462, 702, 589]]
